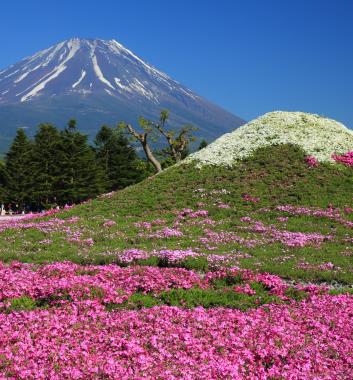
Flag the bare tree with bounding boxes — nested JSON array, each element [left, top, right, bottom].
[[119, 110, 197, 173], [151, 110, 197, 163], [119, 119, 162, 173]]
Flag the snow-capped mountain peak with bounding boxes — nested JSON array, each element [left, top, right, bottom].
[[0, 38, 244, 152], [0, 38, 191, 104]]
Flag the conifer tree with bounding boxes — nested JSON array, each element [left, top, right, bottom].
[[31, 124, 63, 208], [95, 125, 144, 191], [5, 128, 33, 207], [0, 160, 7, 205], [58, 120, 104, 204]]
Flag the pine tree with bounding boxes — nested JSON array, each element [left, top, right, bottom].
[[95, 126, 144, 191], [31, 124, 63, 208], [0, 160, 7, 205], [58, 120, 104, 204], [5, 128, 33, 208]]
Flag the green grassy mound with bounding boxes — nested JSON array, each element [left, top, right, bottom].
[[0, 143, 352, 284]]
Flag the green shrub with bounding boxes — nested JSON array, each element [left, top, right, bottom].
[[8, 296, 37, 311]]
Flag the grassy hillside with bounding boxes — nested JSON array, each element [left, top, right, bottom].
[[0, 110, 352, 378], [1, 143, 352, 284]]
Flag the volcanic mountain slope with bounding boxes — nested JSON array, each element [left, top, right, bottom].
[[0, 38, 244, 151], [0, 112, 352, 285]]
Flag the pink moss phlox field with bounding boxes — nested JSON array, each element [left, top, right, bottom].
[[238, 217, 333, 247], [332, 151, 353, 166], [204, 268, 289, 297], [139, 227, 184, 239], [0, 214, 80, 235], [117, 248, 200, 265], [0, 263, 331, 310], [199, 229, 262, 248], [133, 206, 339, 250], [114, 249, 245, 269], [273, 205, 353, 228], [0, 295, 352, 379], [0, 262, 203, 308], [297, 261, 341, 272]]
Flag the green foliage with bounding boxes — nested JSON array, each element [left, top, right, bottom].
[[158, 287, 280, 310], [198, 139, 208, 150], [180, 256, 209, 271], [329, 288, 353, 295], [0, 160, 7, 203], [107, 293, 161, 311], [1, 144, 352, 285], [120, 110, 198, 170], [1, 120, 151, 208], [8, 296, 37, 311], [211, 275, 244, 288], [108, 284, 283, 311], [284, 287, 309, 301], [4, 128, 33, 206], [57, 121, 104, 204], [30, 123, 63, 207], [95, 125, 145, 191]]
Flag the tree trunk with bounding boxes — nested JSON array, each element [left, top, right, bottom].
[[123, 123, 162, 174], [143, 142, 162, 173]]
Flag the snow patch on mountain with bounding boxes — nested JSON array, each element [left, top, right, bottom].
[[72, 70, 86, 88], [14, 70, 31, 83], [130, 78, 158, 102], [114, 78, 132, 93], [20, 39, 81, 102], [91, 54, 115, 89], [3, 69, 20, 79], [107, 39, 170, 83], [187, 111, 353, 167], [42, 41, 66, 67]]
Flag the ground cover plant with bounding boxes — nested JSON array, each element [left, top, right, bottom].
[[0, 112, 352, 379], [0, 262, 352, 378], [0, 144, 352, 283]]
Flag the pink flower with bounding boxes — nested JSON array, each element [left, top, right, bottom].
[[277, 216, 288, 222], [103, 220, 116, 228], [305, 155, 319, 167], [332, 151, 353, 166], [233, 284, 256, 295], [217, 203, 231, 209], [242, 194, 260, 203], [83, 238, 94, 246]]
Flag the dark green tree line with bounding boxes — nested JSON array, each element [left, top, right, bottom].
[[1, 110, 199, 210], [4, 128, 33, 207], [2, 122, 148, 209]]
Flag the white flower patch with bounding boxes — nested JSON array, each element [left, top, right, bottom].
[[186, 111, 353, 167]]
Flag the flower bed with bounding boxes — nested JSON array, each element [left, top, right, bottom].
[[0, 295, 351, 379]]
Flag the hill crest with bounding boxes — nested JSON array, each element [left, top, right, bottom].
[[187, 111, 353, 166]]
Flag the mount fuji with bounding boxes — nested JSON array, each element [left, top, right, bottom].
[[0, 38, 244, 151]]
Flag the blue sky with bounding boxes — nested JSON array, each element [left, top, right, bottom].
[[1, 0, 352, 127]]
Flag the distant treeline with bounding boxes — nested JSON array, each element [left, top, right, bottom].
[[0, 120, 153, 210]]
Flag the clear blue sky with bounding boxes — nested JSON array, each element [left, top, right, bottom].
[[1, 0, 352, 128]]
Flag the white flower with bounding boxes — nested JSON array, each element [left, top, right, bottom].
[[185, 111, 353, 167]]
